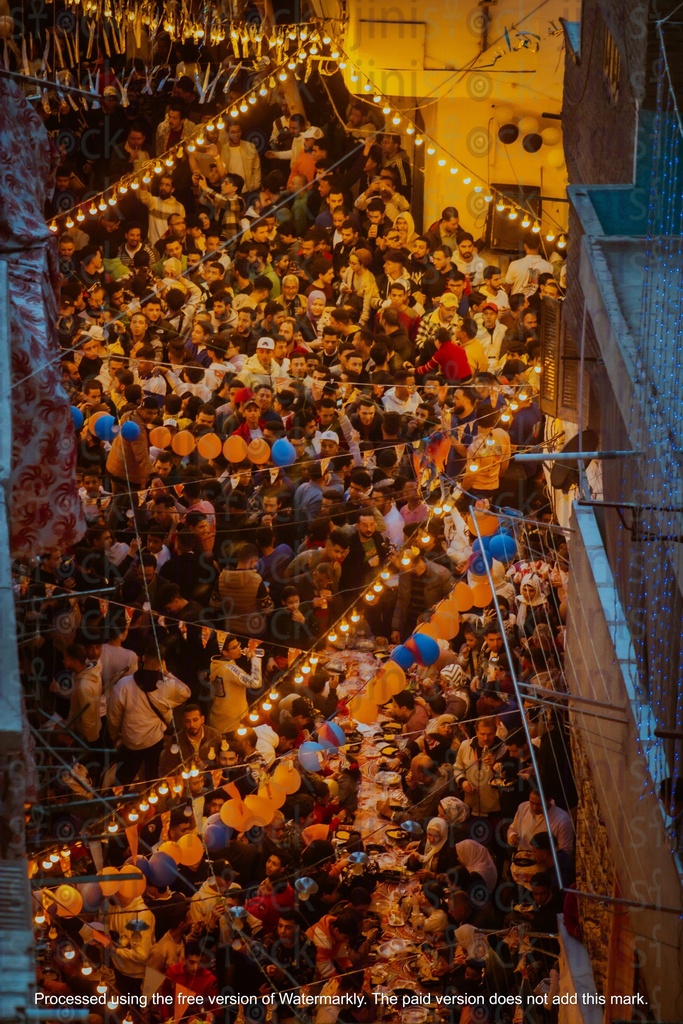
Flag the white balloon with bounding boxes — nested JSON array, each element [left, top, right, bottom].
[[541, 127, 561, 147], [493, 104, 514, 124], [518, 116, 540, 135]]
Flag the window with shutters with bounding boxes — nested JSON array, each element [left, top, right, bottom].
[[602, 22, 621, 106], [539, 297, 561, 417]]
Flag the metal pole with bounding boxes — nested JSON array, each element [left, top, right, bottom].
[[514, 451, 641, 462]]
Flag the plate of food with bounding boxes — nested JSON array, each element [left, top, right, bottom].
[[378, 937, 415, 958], [375, 770, 402, 786], [490, 777, 515, 788], [513, 903, 535, 915]]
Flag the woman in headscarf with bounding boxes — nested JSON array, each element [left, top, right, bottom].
[[406, 818, 456, 876], [515, 572, 551, 637], [454, 838, 498, 892], [297, 289, 328, 344], [338, 248, 378, 325]]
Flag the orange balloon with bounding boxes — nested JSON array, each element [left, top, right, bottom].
[[117, 865, 146, 901], [54, 885, 83, 918], [149, 426, 172, 448], [98, 866, 120, 897], [248, 438, 271, 465], [415, 621, 441, 640], [471, 582, 494, 608], [243, 795, 276, 828], [177, 832, 204, 865], [382, 661, 407, 695], [259, 783, 287, 808], [348, 695, 378, 725], [223, 435, 248, 462], [171, 430, 196, 457], [158, 841, 182, 863], [88, 411, 106, 436], [453, 582, 475, 613], [467, 510, 500, 537], [271, 762, 301, 795], [367, 676, 394, 706], [220, 799, 248, 832], [196, 432, 222, 459], [431, 609, 461, 640]]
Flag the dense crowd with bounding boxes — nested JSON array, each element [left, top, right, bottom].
[[16, 50, 581, 1024]]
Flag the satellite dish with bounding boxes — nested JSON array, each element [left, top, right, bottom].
[[550, 430, 598, 492]]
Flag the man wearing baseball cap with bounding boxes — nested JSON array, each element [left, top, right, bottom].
[[238, 337, 286, 390], [415, 289, 462, 357], [477, 302, 507, 370]]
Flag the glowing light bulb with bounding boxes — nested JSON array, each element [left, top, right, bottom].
[[382, 104, 391, 115], [278, 70, 288, 82], [323, 34, 331, 44], [532, 220, 541, 233], [450, 166, 458, 175], [469, 461, 479, 473], [216, 117, 225, 130], [249, 711, 259, 723], [50, 852, 60, 863], [328, 631, 338, 643], [240, 100, 248, 113], [508, 209, 518, 220], [484, 193, 493, 203], [81, 964, 93, 976], [206, 121, 215, 132], [350, 609, 360, 623], [363, 82, 372, 92], [294, 672, 303, 684], [97, 981, 107, 994], [339, 620, 350, 633], [401, 554, 411, 566], [534, 364, 542, 374], [501, 411, 511, 423], [510, 401, 519, 411], [437, 157, 446, 167], [248, 93, 257, 105], [519, 391, 528, 401], [427, 145, 436, 155], [415, 135, 423, 146], [139, 798, 149, 812], [107, 819, 118, 833], [310, 654, 319, 665], [496, 199, 505, 212], [149, 790, 158, 804], [262, 700, 272, 711], [434, 505, 443, 516], [128, 809, 138, 822], [365, 592, 376, 602], [61, 846, 71, 859], [237, 725, 248, 736], [153, 162, 162, 174], [380, 570, 391, 580], [420, 533, 430, 544], [269, 690, 279, 701], [42, 858, 52, 869], [350, 69, 359, 82], [474, 185, 483, 192], [557, 233, 567, 249], [142, 169, 153, 181], [392, 113, 401, 125], [35, 910, 46, 925], [546, 229, 555, 242], [181, 767, 191, 780], [49, 221, 58, 232], [486, 436, 495, 447], [189, 764, 199, 778], [406, 124, 415, 134], [130, 178, 140, 190], [373, 94, 381, 103], [301, 662, 311, 674], [259, 84, 268, 97], [521, 214, 531, 227], [98, 199, 107, 212], [65, 216, 74, 228], [64, 945, 75, 960], [76, 209, 85, 221], [443, 503, 453, 513], [159, 781, 169, 795], [172, 782, 182, 794]]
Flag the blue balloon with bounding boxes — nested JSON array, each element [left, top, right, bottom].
[[489, 533, 518, 562], [146, 852, 178, 888], [94, 414, 117, 441], [127, 855, 153, 880], [317, 721, 347, 749], [120, 420, 141, 441], [204, 817, 234, 854], [78, 882, 104, 911], [298, 740, 326, 773], [472, 537, 491, 554], [71, 406, 84, 431], [470, 553, 491, 577], [390, 644, 415, 670], [271, 437, 296, 467], [410, 632, 440, 666]]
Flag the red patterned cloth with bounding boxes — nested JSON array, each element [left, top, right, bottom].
[[0, 71, 84, 554]]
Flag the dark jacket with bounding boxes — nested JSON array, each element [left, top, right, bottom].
[[392, 560, 452, 632]]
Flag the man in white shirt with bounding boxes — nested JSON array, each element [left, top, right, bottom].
[[507, 788, 574, 852], [505, 233, 554, 297], [139, 175, 186, 247], [108, 890, 156, 994], [476, 303, 508, 369], [63, 643, 103, 745], [372, 479, 405, 547], [221, 123, 261, 193], [382, 370, 421, 415], [453, 233, 485, 286], [481, 265, 510, 310]]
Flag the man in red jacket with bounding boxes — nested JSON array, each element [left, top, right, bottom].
[[411, 327, 472, 383]]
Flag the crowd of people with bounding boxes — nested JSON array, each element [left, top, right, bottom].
[[16, 42, 581, 1024]]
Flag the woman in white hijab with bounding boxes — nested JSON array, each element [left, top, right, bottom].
[[454, 838, 498, 891], [515, 572, 549, 635], [406, 818, 453, 876]]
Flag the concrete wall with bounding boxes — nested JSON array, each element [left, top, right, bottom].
[[565, 503, 683, 1019]]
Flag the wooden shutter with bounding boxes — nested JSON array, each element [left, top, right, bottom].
[[539, 296, 561, 417]]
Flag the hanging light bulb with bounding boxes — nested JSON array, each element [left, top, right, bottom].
[[269, 690, 279, 701], [107, 818, 119, 834], [164, 157, 174, 168], [288, 58, 297, 70], [248, 92, 257, 105], [249, 710, 259, 723], [406, 124, 415, 135], [189, 763, 199, 778], [158, 781, 169, 795], [42, 858, 52, 869], [76, 209, 85, 221], [508, 209, 518, 220], [130, 179, 140, 190], [237, 724, 248, 736], [427, 145, 436, 155], [415, 135, 423, 146], [380, 569, 391, 581], [170, 743, 179, 754], [262, 700, 272, 711], [350, 609, 360, 623], [259, 82, 268, 96], [153, 162, 162, 174], [50, 852, 60, 863], [373, 582, 383, 594], [486, 436, 496, 447], [450, 166, 458, 175], [48, 926, 58, 940], [139, 798, 149, 812], [437, 157, 446, 167], [63, 945, 76, 960], [288, 28, 297, 40], [294, 671, 303, 684], [172, 782, 183, 794], [339, 619, 350, 633], [433, 505, 443, 516], [96, 981, 107, 995], [557, 233, 567, 248], [534, 364, 542, 375], [519, 391, 528, 402], [350, 68, 359, 81], [181, 766, 191, 780], [420, 532, 430, 544], [216, 116, 226, 131], [323, 33, 331, 44], [546, 229, 555, 242], [81, 964, 93, 976], [207, 747, 216, 761], [496, 198, 505, 212], [363, 81, 372, 92], [382, 103, 391, 115], [532, 219, 541, 233], [365, 591, 376, 602], [206, 121, 215, 133], [34, 909, 46, 925], [401, 552, 412, 566], [278, 70, 288, 82], [148, 790, 158, 804], [392, 112, 401, 125], [484, 193, 493, 203], [49, 221, 58, 233], [462, 176, 471, 184], [333, 51, 342, 61], [373, 94, 381, 103], [239, 99, 249, 113], [98, 199, 107, 212], [128, 809, 139, 822], [469, 461, 480, 473], [328, 630, 338, 643], [300, 26, 309, 39], [310, 654, 319, 665], [65, 215, 74, 228], [118, 183, 128, 195], [61, 846, 71, 859], [474, 185, 483, 192], [443, 502, 453, 513], [521, 213, 531, 227], [501, 410, 511, 423], [510, 401, 519, 411], [108, 195, 117, 206]]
